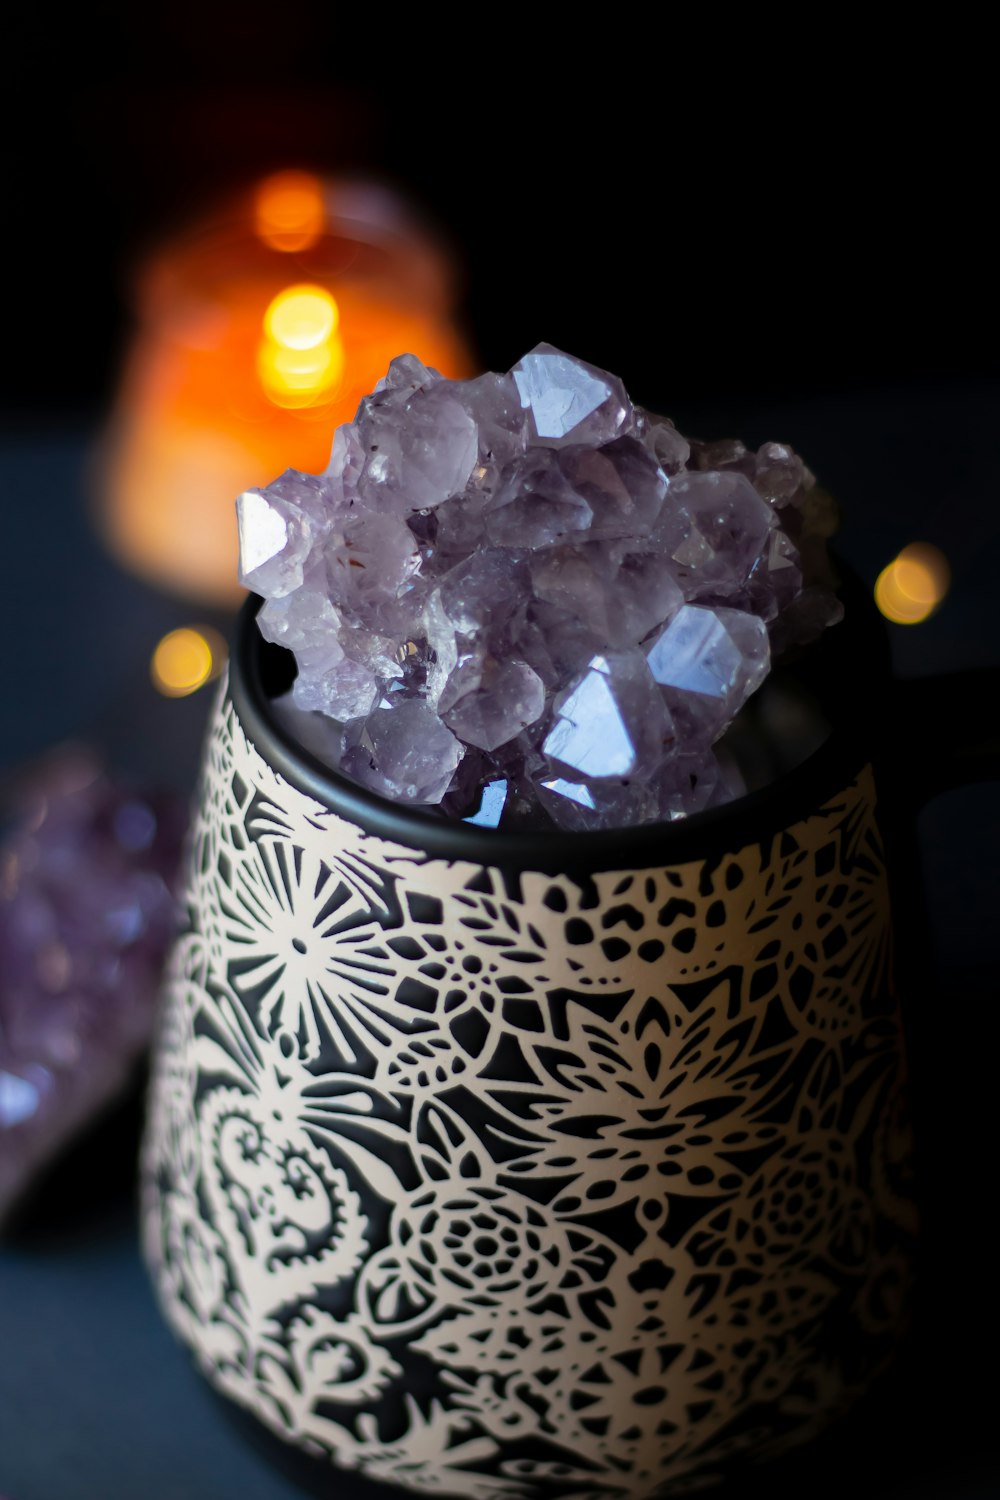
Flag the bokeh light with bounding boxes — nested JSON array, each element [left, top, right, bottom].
[[874, 542, 950, 625], [256, 338, 346, 407], [262, 285, 339, 349], [254, 170, 325, 253], [151, 627, 228, 697], [259, 284, 343, 407]]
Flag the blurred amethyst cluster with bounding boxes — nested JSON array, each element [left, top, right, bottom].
[[238, 345, 841, 831], [0, 752, 184, 1225]]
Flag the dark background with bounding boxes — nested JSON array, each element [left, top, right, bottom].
[[2, 9, 994, 421], [1, 15, 998, 1500]]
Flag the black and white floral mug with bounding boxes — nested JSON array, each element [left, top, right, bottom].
[[144, 579, 989, 1500]]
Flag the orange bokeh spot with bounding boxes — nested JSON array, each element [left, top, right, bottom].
[[874, 542, 950, 626], [258, 283, 343, 407], [257, 336, 345, 408], [263, 285, 339, 350], [151, 626, 227, 697], [892, 542, 950, 605], [254, 171, 325, 253]]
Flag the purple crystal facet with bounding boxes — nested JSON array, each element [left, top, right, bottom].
[[646, 605, 770, 743], [442, 658, 546, 753], [239, 346, 842, 831], [653, 471, 776, 599], [237, 470, 329, 597], [485, 449, 594, 548], [357, 381, 479, 513], [544, 651, 674, 782], [340, 699, 464, 805], [512, 343, 631, 447]]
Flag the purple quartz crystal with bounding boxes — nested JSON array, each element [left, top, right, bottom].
[[237, 344, 842, 831], [646, 605, 770, 744], [652, 470, 776, 601], [543, 651, 675, 782], [340, 700, 463, 805], [484, 449, 594, 548], [512, 344, 632, 447], [0, 751, 184, 1227], [442, 657, 546, 752]]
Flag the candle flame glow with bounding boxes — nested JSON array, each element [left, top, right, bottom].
[[259, 284, 343, 407], [151, 627, 228, 697], [263, 285, 339, 350], [874, 542, 950, 625], [254, 171, 325, 253], [257, 338, 346, 406]]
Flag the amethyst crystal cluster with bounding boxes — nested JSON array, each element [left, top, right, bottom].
[[238, 346, 841, 831], [0, 752, 183, 1225]]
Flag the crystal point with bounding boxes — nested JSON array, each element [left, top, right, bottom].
[[512, 344, 631, 447], [544, 650, 674, 782], [646, 605, 770, 743], [237, 470, 329, 597], [342, 700, 464, 805], [654, 470, 775, 600]]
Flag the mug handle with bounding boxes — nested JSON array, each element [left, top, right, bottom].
[[895, 668, 1000, 802]]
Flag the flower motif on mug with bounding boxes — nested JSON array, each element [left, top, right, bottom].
[[218, 836, 397, 1063], [356, 1179, 569, 1337]]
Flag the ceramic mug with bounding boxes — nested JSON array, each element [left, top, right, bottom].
[[143, 576, 964, 1500]]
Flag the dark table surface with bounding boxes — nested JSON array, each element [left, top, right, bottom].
[[1, 385, 999, 1499]]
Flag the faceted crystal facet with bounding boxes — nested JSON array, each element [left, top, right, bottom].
[[292, 656, 379, 721], [238, 344, 843, 831], [544, 651, 674, 782], [638, 409, 691, 474], [237, 470, 329, 597], [463, 779, 510, 828], [457, 370, 527, 471], [443, 658, 545, 752], [646, 605, 770, 742], [537, 772, 660, 833], [485, 449, 593, 548], [439, 548, 527, 636], [653, 471, 776, 599], [357, 380, 478, 513], [512, 343, 631, 447], [258, 578, 346, 675], [325, 511, 420, 626], [341, 699, 464, 805], [558, 437, 667, 541], [754, 441, 805, 505], [530, 546, 615, 641]]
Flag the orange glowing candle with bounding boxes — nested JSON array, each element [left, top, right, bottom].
[[99, 175, 474, 602]]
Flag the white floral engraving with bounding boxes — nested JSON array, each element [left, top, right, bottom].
[[142, 675, 914, 1499]]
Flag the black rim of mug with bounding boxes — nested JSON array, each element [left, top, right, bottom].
[[228, 566, 882, 874]]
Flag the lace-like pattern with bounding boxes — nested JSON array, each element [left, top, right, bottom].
[[143, 677, 914, 1499]]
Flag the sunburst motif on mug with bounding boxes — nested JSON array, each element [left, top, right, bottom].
[[219, 837, 396, 1062]]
